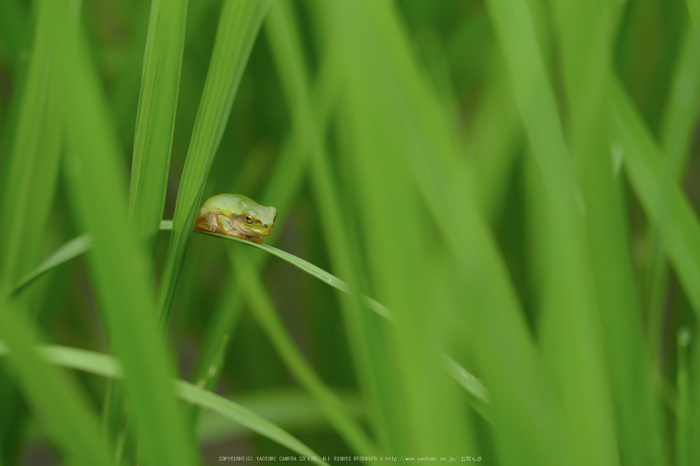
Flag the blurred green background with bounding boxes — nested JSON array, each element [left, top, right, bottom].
[[0, 0, 699, 465]]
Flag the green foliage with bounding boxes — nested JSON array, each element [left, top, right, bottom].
[[1, 0, 699, 464], [129, 0, 188, 255], [0, 342, 329, 465]]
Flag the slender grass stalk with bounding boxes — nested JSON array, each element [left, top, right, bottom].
[[104, 0, 189, 447], [0, 301, 112, 466], [466, 63, 522, 224], [0, 340, 330, 465], [188, 50, 342, 415], [0, 0, 62, 461], [266, 1, 406, 453], [610, 79, 700, 323], [156, 0, 271, 327], [1, 1, 698, 462], [644, 22, 700, 368], [0, 0, 61, 292], [196, 389, 365, 443], [551, 1, 663, 465], [340, 48, 474, 457], [48, 0, 198, 463], [488, 0, 621, 464], [327, 1, 572, 464], [609, 78, 700, 465], [10, 220, 489, 415], [229, 246, 378, 455], [129, 0, 188, 253]]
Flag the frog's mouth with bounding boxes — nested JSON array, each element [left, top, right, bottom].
[[245, 227, 273, 237], [235, 219, 273, 237]]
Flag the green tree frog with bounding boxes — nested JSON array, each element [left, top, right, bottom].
[[194, 194, 277, 244]]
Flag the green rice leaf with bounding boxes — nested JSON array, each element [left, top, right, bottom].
[[266, 1, 406, 451], [188, 51, 343, 424], [0, 0, 61, 291], [487, 0, 620, 464], [229, 246, 378, 455], [0, 301, 112, 466], [9, 234, 91, 297], [551, 1, 662, 464], [9, 219, 491, 416], [176, 382, 329, 466], [327, 0, 569, 463], [609, 78, 700, 465], [0, 341, 330, 465], [196, 389, 364, 443], [156, 0, 271, 326], [644, 21, 700, 365], [48, 0, 198, 464], [609, 79, 700, 317], [129, 0, 188, 254]]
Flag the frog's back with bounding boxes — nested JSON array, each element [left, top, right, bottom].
[[201, 193, 254, 215]]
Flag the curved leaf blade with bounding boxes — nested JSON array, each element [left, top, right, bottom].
[[48, 1, 198, 464], [129, 0, 188, 253], [156, 0, 272, 326], [0, 342, 330, 466], [0, 302, 112, 466]]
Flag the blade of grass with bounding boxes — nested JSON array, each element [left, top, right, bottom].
[[0, 341, 330, 466], [466, 62, 522, 225], [229, 246, 378, 455], [658, 24, 700, 179], [442, 356, 492, 423], [487, 0, 620, 464], [9, 234, 91, 298], [609, 79, 700, 324], [9, 220, 488, 408], [188, 49, 342, 426], [644, 22, 700, 366], [105, 0, 189, 445], [181, 227, 393, 320], [0, 0, 31, 168], [326, 1, 573, 464], [156, 0, 271, 327], [11, 223, 388, 322], [129, 0, 188, 253], [0, 301, 112, 466], [0, 0, 63, 461], [196, 389, 364, 443], [0, 0, 61, 293], [191, 227, 489, 407], [551, 1, 663, 465], [49, 1, 198, 464], [341, 76, 475, 455], [609, 77, 700, 465], [266, 1, 407, 452], [176, 382, 329, 465]]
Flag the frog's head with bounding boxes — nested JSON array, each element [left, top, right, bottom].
[[236, 205, 277, 238]]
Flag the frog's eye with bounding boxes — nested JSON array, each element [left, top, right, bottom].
[[244, 214, 254, 224]]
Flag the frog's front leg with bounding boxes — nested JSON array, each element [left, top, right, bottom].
[[216, 214, 264, 243], [214, 214, 251, 242], [215, 214, 239, 236], [194, 212, 218, 232]]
